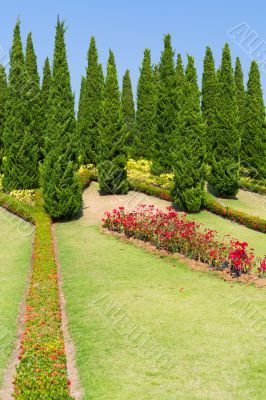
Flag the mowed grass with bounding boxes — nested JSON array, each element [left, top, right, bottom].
[[56, 220, 266, 400], [0, 208, 33, 385], [187, 211, 266, 258]]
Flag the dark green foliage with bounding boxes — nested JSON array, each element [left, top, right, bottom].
[[132, 49, 157, 159], [3, 20, 39, 191], [234, 57, 245, 136], [40, 57, 51, 153], [25, 33, 43, 160], [175, 53, 185, 144], [201, 47, 217, 155], [208, 43, 240, 196], [43, 18, 81, 218], [0, 65, 7, 170], [98, 51, 128, 194], [78, 36, 104, 165], [121, 69, 135, 146], [76, 75, 87, 163], [172, 56, 206, 211], [152, 34, 177, 174], [242, 60, 266, 179]]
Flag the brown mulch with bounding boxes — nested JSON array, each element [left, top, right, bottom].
[[102, 228, 266, 289]]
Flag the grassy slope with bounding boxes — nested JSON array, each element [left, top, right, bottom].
[[0, 208, 33, 385], [56, 220, 266, 400]]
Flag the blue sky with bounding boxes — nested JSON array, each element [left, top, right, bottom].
[[2, 0, 266, 107]]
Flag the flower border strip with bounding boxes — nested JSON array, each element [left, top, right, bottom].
[[0, 191, 73, 399]]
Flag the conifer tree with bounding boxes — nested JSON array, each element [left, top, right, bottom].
[[242, 60, 266, 178], [201, 47, 217, 155], [40, 57, 51, 149], [132, 49, 157, 159], [172, 56, 206, 211], [76, 75, 87, 162], [81, 36, 104, 165], [98, 50, 128, 194], [209, 43, 240, 196], [152, 34, 177, 174], [3, 20, 39, 191], [0, 65, 7, 170], [234, 57, 245, 136], [25, 32, 42, 160], [43, 18, 81, 218], [121, 69, 135, 146], [175, 53, 185, 146]]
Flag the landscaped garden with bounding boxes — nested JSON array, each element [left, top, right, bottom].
[[0, 6, 265, 399]]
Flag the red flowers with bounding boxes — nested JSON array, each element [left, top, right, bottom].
[[103, 205, 264, 276]]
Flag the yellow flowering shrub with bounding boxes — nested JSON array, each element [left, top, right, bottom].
[[10, 189, 35, 205]]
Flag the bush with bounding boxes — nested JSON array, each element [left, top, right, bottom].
[[10, 189, 35, 205]]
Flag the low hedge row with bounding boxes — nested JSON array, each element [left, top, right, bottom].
[[0, 191, 72, 399], [240, 177, 266, 195], [128, 178, 266, 234]]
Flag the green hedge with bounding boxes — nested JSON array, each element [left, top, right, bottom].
[[0, 191, 72, 399], [240, 177, 266, 195]]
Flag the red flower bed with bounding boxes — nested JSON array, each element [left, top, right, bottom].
[[103, 205, 266, 277]]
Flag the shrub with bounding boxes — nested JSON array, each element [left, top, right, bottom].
[[10, 189, 35, 205]]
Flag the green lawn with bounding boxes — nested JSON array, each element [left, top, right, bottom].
[[0, 208, 33, 385], [187, 210, 266, 258], [56, 219, 266, 400]]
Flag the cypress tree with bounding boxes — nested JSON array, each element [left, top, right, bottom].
[[98, 50, 128, 194], [43, 18, 81, 218], [172, 55, 206, 211], [41, 57, 51, 149], [132, 49, 157, 159], [152, 34, 177, 174], [234, 57, 245, 136], [0, 65, 7, 170], [201, 47, 217, 155], [242, 60, 266, 179], [209, 43, 240, 196], [3, 20, 39, 191], [76, 75, 87, 163], [175, 53, 185, 147], [81, 36, 104, 165], [121, 69, 135, 146], [25, 32, 42, 160]]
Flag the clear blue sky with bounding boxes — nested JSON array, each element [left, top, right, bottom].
[[2, 0, 266, 107]]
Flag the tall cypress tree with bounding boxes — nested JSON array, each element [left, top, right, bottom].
[[132, 49, 157, 159], [175, 53, 185, 148], [242, 60, 266, 179], [201, 47, 217, 155], [81, 36, 104, 165], [0, 65, 7, 170], [25, 32, 42, 160], [234, 57, 245, 136], [172, 56, 206, 211], [209, 43, 240, 196], [98, 50, 128, 194], [41, 57, 51, 147], [3, 20, 39, 191], [76, 75, 87, 163], [43, 18, 81, 218], [121, 69, 135, 147], [152, 34, 177, 174]]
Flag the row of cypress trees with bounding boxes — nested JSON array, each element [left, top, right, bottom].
[[0, 22, 265, 216]]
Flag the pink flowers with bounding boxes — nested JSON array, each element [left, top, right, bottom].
[[103, 204, 265, 276]]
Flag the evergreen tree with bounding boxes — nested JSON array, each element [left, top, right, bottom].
[[234, 57, 245, 136], [40, 57, 51, 151], [175, 53, 185, 147], [0, 65, 7, 170], [209, 43, 240, 196], [25, 32, 42, 160], [98, 50, 128, 194], [152, 34, 177, 174], [132, 49, 157, 159], [242, 60, 266, 178], [43, 18, 81, 218], [121, 69, 135, 146], [172, 55, 206, 211], [76, 75, 87, 163], [80, 36, 104, 165], [3, 20, 39, 191], [201, 47, 217, 155]]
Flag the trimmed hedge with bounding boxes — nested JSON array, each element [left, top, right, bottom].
[[0, 191, 73, 399], [128, 179, 172, 201], [203, 192, 266, 234], [240, 177, 266, 195]]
